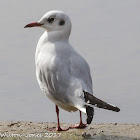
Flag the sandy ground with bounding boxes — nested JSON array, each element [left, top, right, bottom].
[[0, 121, 140, 140]]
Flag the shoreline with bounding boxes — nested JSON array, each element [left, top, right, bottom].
[[0, 121, 140, 140]]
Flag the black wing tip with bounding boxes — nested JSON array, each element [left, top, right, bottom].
[[86, 106, 94, 124], [115, 107, 120, 112], [87, 119, 92, 124], [83, 90, 120, 112]]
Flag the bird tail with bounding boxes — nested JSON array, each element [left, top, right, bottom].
[[83, 91, 120, 112]]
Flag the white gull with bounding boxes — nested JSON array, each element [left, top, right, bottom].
[[24, 10, 120, 131]]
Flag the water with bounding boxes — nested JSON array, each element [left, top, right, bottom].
[[0, 0, 140, 124]]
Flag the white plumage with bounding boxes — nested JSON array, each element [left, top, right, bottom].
[[35, 11, 93, 114]]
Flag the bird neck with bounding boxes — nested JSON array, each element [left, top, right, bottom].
[[45, 29, 70, 43]]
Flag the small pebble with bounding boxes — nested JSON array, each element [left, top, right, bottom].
[[8, 123, 18, 127], [82, 132, 91, 138]]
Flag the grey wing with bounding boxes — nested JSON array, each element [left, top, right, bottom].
[[70, 52, 93, 95]]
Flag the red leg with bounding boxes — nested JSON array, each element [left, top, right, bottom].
[[47, 105, 69, 131], [69, 111, 87, 129]]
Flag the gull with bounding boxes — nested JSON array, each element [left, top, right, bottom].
[[24, 10, 120, 131]]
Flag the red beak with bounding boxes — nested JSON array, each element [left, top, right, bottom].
[[24, 22, 43, 28]]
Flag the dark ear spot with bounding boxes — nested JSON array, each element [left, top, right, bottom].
[[59, 20, 65, 26]]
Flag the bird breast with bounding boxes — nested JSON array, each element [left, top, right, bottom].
[[35, 39, 73, 100]]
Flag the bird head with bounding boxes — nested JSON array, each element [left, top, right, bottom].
[[24, 10, 72, 38]]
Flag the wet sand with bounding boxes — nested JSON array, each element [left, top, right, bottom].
[[0, 121, 140, 140]]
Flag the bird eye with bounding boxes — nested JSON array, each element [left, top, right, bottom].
[[48, 17, 55, 23]]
